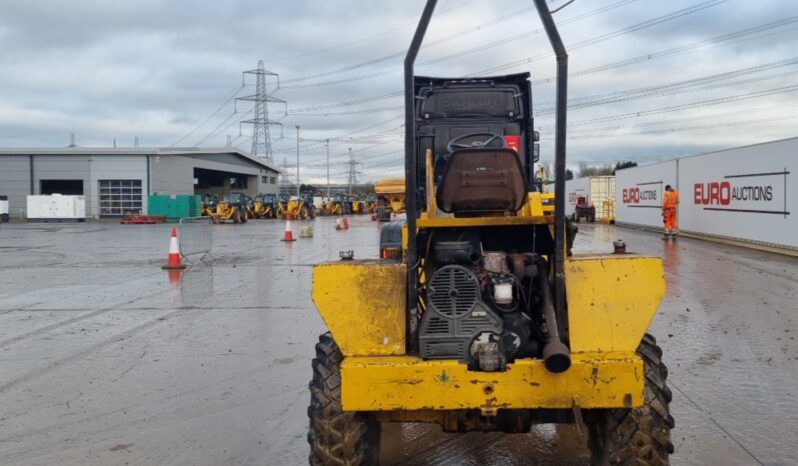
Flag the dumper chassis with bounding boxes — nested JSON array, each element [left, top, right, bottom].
[[307, 2, 673, 465]]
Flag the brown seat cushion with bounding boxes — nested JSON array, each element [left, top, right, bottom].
[[436, 148, 528, 215]]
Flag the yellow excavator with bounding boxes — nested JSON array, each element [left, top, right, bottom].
[[307, 2, 672, 465]]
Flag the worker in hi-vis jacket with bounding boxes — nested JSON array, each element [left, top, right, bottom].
[[662, 184, 679, 240]]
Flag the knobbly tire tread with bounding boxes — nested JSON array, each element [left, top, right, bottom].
[[587, 333, 674, 466], [308, 333, 380, 466]]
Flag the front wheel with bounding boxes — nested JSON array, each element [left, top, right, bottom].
[[586, 334, 674, 465], [308, 333, 380, 466]]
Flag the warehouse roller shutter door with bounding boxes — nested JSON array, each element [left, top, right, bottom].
[[99, 180, 142, 216]]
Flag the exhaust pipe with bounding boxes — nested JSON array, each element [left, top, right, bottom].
[[537, 261, 571, 373]]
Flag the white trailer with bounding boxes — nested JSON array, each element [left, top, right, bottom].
[[564, 175, 616, 222]]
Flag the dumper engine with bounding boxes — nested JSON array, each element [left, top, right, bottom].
[[419, 237, 547, 372]]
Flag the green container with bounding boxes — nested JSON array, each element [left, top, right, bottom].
[[148, 194, 202, 219]]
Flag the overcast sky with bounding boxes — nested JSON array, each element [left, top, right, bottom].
[[0, 0, 796, 183]]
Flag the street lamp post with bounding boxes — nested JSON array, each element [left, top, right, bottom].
[[295, 125, 300, 197], [326, 139, 330, 199]]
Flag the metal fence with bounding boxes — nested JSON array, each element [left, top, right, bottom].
[[178, 216, 212, 259]]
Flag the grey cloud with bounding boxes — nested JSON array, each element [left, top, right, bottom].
[[0, 0, 796, 183]]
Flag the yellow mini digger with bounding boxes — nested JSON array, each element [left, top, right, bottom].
[[308, 2, 672, 465]]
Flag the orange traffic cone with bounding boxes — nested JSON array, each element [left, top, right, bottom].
[[281, 218, 296, 242], [162, 227, 186, 269]]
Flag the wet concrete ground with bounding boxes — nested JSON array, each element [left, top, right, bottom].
[[0, 216, 796, 465]]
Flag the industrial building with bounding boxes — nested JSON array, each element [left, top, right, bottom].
[[0, 147, 280, 218]]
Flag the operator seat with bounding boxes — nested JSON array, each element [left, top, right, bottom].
[[436, 147, 527, 216]]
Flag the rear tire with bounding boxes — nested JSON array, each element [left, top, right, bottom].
[[586, 334, 674, 466], [308, 333, 380, 466]]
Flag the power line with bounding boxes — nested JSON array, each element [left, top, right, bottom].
[[194, 109, 253, 146], [472, 0, 729, 76], [540, 83, 798, 129], [285, 17, 798, 115], [530, 17, 798, 86], [564, 112, 798, 140], [279, 1, 543, 84], [563, 102, 796, 135], [169, 83, 243, 147], [281, 0, 637, 89], [269, 115, 403, 156], [289, 58, 798, 170], [260, 0, 475, 63], [533, 57, 798, 115]]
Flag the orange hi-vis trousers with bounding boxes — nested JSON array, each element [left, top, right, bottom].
[[663, 207, 677, 232]]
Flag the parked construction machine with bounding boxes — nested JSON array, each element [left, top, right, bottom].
[[209, 191, 248, 224], [363, 194, 377, 214], [251, 193, 278, 219], [320, 193, 350, 216], [280, 194, 316, 220], [201, 193, 219, 217], [352, 198, 365, 215], [307, 2, 672, 465], [374, 177, 406, 221]]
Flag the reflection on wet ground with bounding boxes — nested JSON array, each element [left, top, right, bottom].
[[0, 218, 796, 465]]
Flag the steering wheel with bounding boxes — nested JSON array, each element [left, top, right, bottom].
[[446, 132, 506, 154]]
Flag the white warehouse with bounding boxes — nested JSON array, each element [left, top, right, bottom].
[[0, 147, 280, 218]]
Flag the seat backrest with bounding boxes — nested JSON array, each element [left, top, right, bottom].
[[436, 148, 527, 215]]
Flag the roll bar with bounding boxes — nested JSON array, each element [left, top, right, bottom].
[[404, 0, 569, 354]]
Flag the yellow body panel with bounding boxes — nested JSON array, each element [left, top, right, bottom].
[[341, 353, 642, 411], [312, 253, 664, 411], [313, 261, 406, 356], [565, 255, 665, 353], [374, 177, 406, 195], [522, 192, 546, 217], [388, 198, 406, 213]]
